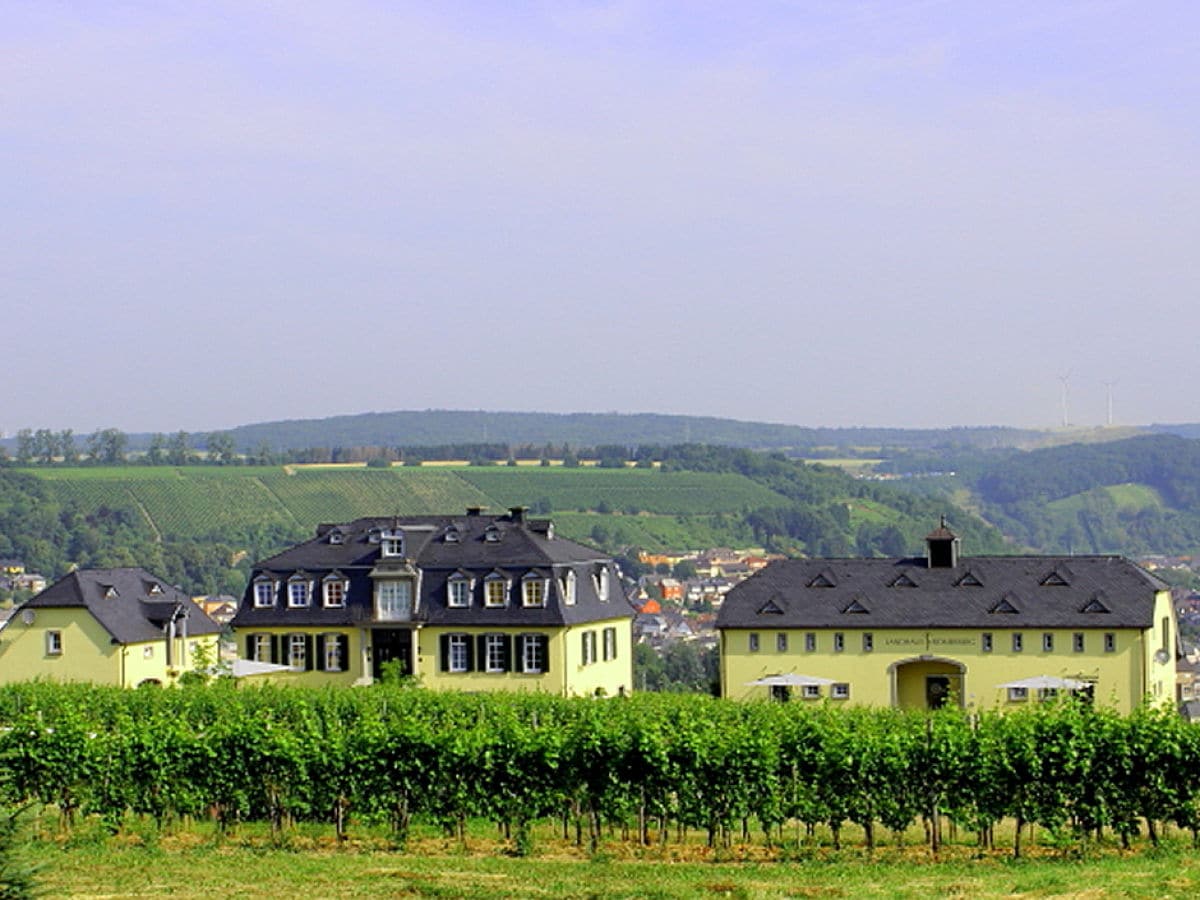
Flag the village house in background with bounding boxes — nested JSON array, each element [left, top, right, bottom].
[[717, 522, 1179, 713], [0, 567, 222, 686], [230, 507, 635, 695]]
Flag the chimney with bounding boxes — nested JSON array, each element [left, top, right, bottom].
[[509, 505, 527, 523], [466, 506, 484, 517]]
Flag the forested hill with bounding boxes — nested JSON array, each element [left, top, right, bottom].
[[966, 434, 1200, 555], [224, 410, 1045, 454]]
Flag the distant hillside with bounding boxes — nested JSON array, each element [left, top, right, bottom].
[[223, 409, 1050, 454], [964, 434, 1200, 555]]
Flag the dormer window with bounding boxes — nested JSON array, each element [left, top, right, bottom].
[[253, 578, 276, 608], [447, 572, 473, 608], [561, 570, 577, 606], [522, 572, 549, 608], [380, 530, 404, 558], [328, 530, 345, 545], [484, 525, 502, 543], [288, 575, 312, 608], [101, 584, 119, 599], [595, 566, 610, 602], [145, 581, 164, 596], [484, 572, 509, 607], [444, 525, 461, 543], [322, 573, 349, 608]]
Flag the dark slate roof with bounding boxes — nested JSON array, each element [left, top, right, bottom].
[[715, 555, 1168, 631], [232, 512, 635, 629], [22, 568, 222, 644]]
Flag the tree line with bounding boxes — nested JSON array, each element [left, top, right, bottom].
[[0, 682, 1195, 858]]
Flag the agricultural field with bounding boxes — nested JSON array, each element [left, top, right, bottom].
[[27, 466, 790, 548]]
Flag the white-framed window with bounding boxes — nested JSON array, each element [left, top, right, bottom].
[[581, 630, 598, 665], [253, 579, 276, 608], [380, 531, 404, 557], [602, 626, 617, 661], [748, 632, 760, 652], [46, 630, 63, 656], [323, 577, 347, 608], [1073, 632, 1085, 653], [322, 633, 344, 672], [982, 632, 993, 652], [1007, 687, 1029, 702], [484, 576, 508, 608], [776, 632, 788, 652], [251, 633, 272, 662], [561, 570, 577, 605], [448, 634, 470, 673], [802, 684, 821, 700], [833, 632, 845, 653], [862, 633, 874, 653], [447, 577, 472, 608], [1012, 633, 1024, 652], [1038, 688, 1059, 702], [596, 567, 610, 602], [1042, 633, 1054, 652], [375, 580, 413, 621], [1104, 632, 1116, 653], [521, 634, 547, 674], [287, 633, 307, 668], [522, 576, 547, 608], [831, 683, 850, 700], [484, 634, 508, 672], [143, 645, 154, 659], [288, 579, 311, 608], [804, 632, 816, 652]]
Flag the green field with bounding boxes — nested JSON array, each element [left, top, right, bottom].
[[33, 828, 1200, 899], [1046, 482, 1165, 517], [26, 466, 789, 549]]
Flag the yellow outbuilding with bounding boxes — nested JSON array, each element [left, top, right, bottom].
[[0, 568, 222, 686], [717, 522, 1176, 713]]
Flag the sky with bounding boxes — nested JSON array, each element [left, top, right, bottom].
[[4, 1, 1200, 434]]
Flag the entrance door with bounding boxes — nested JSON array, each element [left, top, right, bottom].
[[372, 628, 412, 681], [926, 675, 951, 709]]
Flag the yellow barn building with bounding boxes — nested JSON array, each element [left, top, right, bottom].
[[0, 568, 222, 686], [717, 523, 1177, 713], [230, 507, 635, 696]]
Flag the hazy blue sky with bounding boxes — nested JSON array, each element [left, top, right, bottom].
[[5, 1, 1199, 434]]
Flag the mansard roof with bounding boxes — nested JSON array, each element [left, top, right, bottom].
[[22, 567, 222, 644], [715, 555, 1167, 631]]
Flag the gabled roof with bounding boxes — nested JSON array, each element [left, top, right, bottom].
[[21, 568, 222, 644], [716, 555, 1167, 630]]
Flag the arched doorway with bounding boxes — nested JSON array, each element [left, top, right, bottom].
[[889, 657, 966, 710]]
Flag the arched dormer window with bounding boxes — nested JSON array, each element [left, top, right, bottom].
[[447, 571, 474, 608], [252, 575, 277, 608], [522, 570, 549, 608], [287, 573, 312, 608], [484, 571, 510, 607], [322, 572, 349, 608]]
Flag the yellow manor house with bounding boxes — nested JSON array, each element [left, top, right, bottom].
[[716, 522, 1177, 712], [230, 507, 635, 696]]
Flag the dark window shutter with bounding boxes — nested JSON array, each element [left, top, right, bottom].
[[465, 634, 475, 671], [304, 634, 314, 671], [338, 634, 349, 669], [476, 634, 488, 671], [540, 635, 550, 673], [246, 634, 255, 660], [581, 631, 588, 661], [440, 634, 451, 672], [270, 634, 280, 664], [315, 634, 327, 671]]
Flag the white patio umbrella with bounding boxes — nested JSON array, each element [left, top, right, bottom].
[[746, 673, 836, 687], [996, 675, 1088, 691]]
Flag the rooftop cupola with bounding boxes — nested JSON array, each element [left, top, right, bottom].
[[925, 517, 960, 569]]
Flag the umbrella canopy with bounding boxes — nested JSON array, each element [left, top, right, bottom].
[[996, 674, 1088, 691], [746, 673, 836, 687]]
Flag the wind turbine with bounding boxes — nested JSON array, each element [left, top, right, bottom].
[[1058, 371, 1072, 428], [1103, 380, 1118, 427]]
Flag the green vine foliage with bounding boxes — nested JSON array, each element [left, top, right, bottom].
[[0, 683, 1197, 856]]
